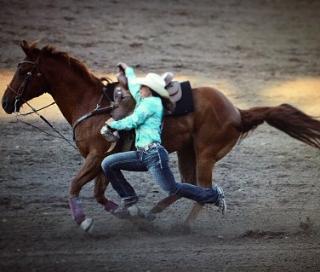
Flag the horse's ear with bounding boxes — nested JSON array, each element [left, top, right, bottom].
[[20, 40, 40, 58], [20, 40, 31, 56]]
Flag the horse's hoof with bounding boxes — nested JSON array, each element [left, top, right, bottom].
[[127, 204, 141, 217], [80, 218, 94, 233]]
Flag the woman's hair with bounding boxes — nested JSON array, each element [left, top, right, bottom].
[[150, 89, 175, 114]]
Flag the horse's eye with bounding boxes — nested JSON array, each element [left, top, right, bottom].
[[17, 67, 24, 76], [17, 65, 28, 76]]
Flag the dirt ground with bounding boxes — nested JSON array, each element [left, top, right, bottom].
[[1, 0, 320, 271]]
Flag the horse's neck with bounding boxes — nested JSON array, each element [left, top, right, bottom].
[[46, 67, 102, 125]]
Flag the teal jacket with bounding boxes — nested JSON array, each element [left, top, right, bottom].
[[109, 67, 163, 148]]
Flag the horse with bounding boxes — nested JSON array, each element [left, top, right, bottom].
[[2, 40, 320, 231]]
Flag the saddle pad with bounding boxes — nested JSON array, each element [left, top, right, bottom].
[[166, 81, 194, 117]]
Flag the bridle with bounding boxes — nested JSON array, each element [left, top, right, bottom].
[[6, 58, 120, 151], [6, 58, 79, 149], [7, 59, 45, 113]]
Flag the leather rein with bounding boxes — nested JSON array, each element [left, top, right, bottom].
[[72, 85, 118, 141]]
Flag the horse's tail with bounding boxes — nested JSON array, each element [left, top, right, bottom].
[[238, 103, 320, 149]]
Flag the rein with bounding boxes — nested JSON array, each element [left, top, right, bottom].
[[17, 101, 78, 150], [18, 101, 56, 116], [72, 80, 118, 140], [72, 98, 117, 141]]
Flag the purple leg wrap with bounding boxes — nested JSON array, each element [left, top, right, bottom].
[[104, 200, 118, 212], [69, 197, 86, 225]]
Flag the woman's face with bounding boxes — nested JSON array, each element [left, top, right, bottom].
[[140, 85, 152, 97]]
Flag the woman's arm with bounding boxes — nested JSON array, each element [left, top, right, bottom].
[[109, 100, 154, 130], [125, 67, 141, 102]]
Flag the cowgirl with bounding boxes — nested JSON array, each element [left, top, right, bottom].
[[101, 63, 226, 217]]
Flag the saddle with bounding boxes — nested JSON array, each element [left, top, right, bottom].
[[112, 70, 194, 116], [162, 72, 182, 102], [162, 72, 194, 117]]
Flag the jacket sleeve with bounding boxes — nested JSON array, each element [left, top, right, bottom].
[[125, 67, 141, 102], [109, 101, 154, 130]]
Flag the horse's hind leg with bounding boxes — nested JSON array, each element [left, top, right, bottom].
[[185, 135, 240, 225], [184, 153, 216, 225], [147, 143, 196, 217], [185, 202, 205, 225], [177, 142, 197, 184], [69, 153, 102, 230]]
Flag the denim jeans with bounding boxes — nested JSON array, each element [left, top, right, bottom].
[[101, 144, 221, 205]]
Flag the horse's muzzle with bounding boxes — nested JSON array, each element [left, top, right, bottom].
[[2, 95, 15, 114]]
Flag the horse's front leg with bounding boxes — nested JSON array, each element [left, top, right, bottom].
[[68, 153, 102, 231], [94, 172, 118, 212]]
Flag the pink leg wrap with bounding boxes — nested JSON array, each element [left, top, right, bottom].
[[69, 197, 85, 225]]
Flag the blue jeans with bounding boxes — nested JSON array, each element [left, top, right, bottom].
[[101, 144, 221, 205]]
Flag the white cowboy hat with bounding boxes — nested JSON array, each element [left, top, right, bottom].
[[133, 73, 170, 98]]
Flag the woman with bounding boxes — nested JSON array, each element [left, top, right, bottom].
[[101, 63, 226, 218]]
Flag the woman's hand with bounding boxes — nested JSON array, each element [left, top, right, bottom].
[[100, 118, 119, 142], [117, 62, 128, 72]]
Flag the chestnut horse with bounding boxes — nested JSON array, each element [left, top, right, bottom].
[[2, 41, 320, 231]]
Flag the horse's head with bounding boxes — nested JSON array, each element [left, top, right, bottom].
[[109, 82, 136, 120], [2, 40, 49, 114]]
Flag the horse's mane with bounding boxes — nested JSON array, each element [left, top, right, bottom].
[[40, 44, 99, 83]]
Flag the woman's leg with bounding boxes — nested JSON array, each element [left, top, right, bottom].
[[101, 151, 147, 200], [146, 146, 223, 205], [145, 147, 179, 195], [175, 183, 222, 204]]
